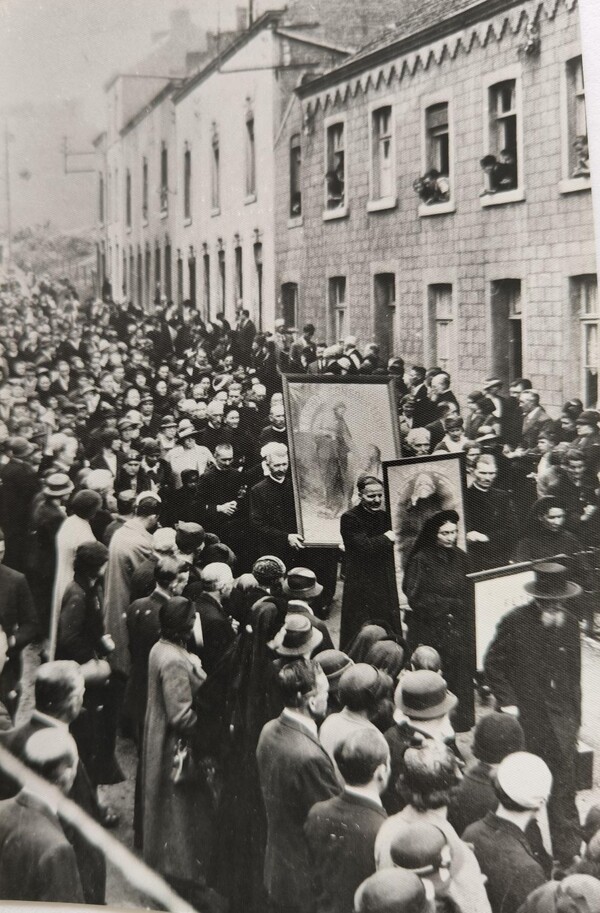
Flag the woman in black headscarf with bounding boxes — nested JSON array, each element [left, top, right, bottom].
[[402, 509, 474, 731]]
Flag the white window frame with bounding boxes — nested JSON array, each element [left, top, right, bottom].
[[245, 112, 257, 203], [422, 271, 458, 377], [370, 261, 400, 359], [183, 143, 192, 224], [419, 89, 455, 217], [288, 132, 303, 228], [141, 156, 149, 225], [327, 275, 348, 342], [368, 97, 396, 212], [323, 114, 348, 220], [481, 65, 525, 207], [211, 126, 221, 215], [559, 43, 592, 195], [485, 273, 528, 387], [570, 275, 599, 407]]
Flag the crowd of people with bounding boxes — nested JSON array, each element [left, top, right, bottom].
[[0, 276, 598, 913]]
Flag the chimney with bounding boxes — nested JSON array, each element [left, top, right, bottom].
[[236, 6, 249, 31]]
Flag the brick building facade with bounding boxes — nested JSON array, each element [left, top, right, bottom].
[[276, 0, 598, 410]]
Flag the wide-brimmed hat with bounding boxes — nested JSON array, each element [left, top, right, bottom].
[[177, 419, 197, 440], [523, 562, 582, 600], [396, 670, 457, 720], [282, 567, 323, 599], [317, 649, 354, 684], [482, 377, 502, 391], [268, 613, 323, 657], [43, 472, 74, 498], [160, 415, 177, 429]]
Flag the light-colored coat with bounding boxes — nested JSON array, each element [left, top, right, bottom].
[[141, 639, 211, 882], [104, 518, 153, 675], [49, 514, 95, 659]]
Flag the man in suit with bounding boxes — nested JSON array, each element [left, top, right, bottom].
[[257, 658, 340, 913], [0, 528, 39, 719], [184, 561, 236, 675], [0, 661, 106, 903], [428, 372, 459, 412], [482, 377, 522, 448], [466, 453, 517, 570], [0, 436, 41, 573], [463, 752, 552, 913], [518, 390, 553, 451], [305, 728, 389, 913], [408, 366, 435, 428], [235, 308, 257, 366], [307, 342, 328, 375], [484, 563, 583, 867], [0, 727, 84, 903]]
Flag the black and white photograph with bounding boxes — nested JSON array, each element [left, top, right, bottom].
[[0, 1, 600, 912], [283, 376, 401, 545]]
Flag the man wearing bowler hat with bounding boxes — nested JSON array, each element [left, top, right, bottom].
[[484, 562, 582, 868]]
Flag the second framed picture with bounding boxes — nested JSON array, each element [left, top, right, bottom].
[[282, 376, 401, 546]]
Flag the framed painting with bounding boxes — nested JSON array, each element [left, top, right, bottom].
[[282, 376, 401, 546], [467, 561, 536, 669], [383, 451, 468, 576]]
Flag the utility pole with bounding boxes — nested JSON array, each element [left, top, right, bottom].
[[4, 124, 12, 268]]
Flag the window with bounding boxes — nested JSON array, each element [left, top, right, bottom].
[[254, 242, 263, 329], [160, 143, 168, 213], [98, 173, 104, 224], [419, 102, 451, 205], [211, 128, 220, 211], [183, 145, 192, 220], [114, 169, 119, 221], [235, 244, 243, 304], [203, 251, 210, 318], [328, 276, 347, 341], [122, 248, 127, 296], [165, 243, 172, 300], [129, 250, 134, 301], [371, 106, 394, 201], [490, 279, 522, 389], [571, 276, 598, 407], [137, 250, 143, 308], [218, 248, 225, 308], [482, 79, 519, 194], [428, 284, 454, 373], [325, 121, 345, 211], [281, 282, 298, 329], [177, 252, 183, 306], [107, 172, 111, 222], [245, 115, 256, 197], [373, 273, 396, 362], [189, 250, 197, 308], [566, 57, 589, 178], [142, 157, 148, 220], [125, 169, 132, 228], [144, 247, 151, 308], [289, 134, 302, 217], [154, 244, 161, 297]]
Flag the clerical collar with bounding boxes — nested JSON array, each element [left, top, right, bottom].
[[267, 472, 286, 484]]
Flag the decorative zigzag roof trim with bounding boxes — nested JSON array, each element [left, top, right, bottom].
[[302, 0, 577, 117]]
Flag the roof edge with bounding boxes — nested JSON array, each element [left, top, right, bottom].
[[296, 0, 525, 99]]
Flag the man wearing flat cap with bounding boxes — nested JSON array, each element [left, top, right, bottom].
[[484, 562, 582, 868]]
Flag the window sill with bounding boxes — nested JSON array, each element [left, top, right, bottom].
[[418, 200, 456, 217], [183, 217, 192, 227], [244, 193, 257, 206], [142, 218, 149, 228], [160, 209, 168, 220], [126, 226, 132, 234], [480, 187, 525, 207], [558, 177, 591, 195], [211, 206, 221, 217], [322, 205, 349, 221], [287, 216, 304, 229], [367, 196, 397, 213]]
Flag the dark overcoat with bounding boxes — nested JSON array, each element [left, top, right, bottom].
[[0, 712, 106, 904], [0, 791, 84, 903], [339, 503, 400, 649], [463, 812, 546, 913], [305, 790, 387, 913], [0, 564, 39, 715], [256, 712, 340, 913]]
